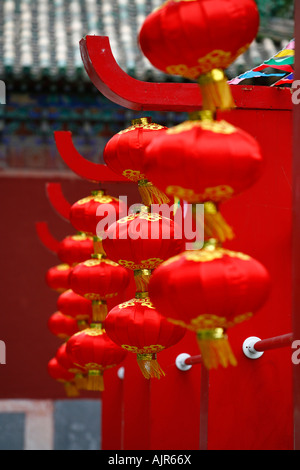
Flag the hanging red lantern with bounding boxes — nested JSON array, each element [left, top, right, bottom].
[[55, 343, 87, 390], [69, 258, 131, 322], [47, 311, 80, 339], [57, 233, 94, 266], [148, 240, 271, 369], [66, 323, 127, 391], [138, 0, 259, 110], [57, 289, 93, 328], [69, 190, 126, 237], [45, 264, 72, 293], [105, 296, 185, 379], [47, 357, 79, 397], [142, 115, 263, 242], [103, 117, 170, 206], [102, 207, 184, 292]]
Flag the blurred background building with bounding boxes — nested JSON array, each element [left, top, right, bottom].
[[0, 0, 294, 173]]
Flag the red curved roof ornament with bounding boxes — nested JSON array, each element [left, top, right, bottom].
[[79, 35, 292, 112], [46, 183, 71, 222], [54, 130, 126, 182], [79, 35, 202, 112], [35, 221, 60, 254]]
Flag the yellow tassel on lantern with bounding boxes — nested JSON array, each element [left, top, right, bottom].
[[203, 202, 235, 243], [173, 196, 180, 215], [138, 179, 170, 206], [74, 373, 88, 390], [136, 353, 166, 379], [64, 382, 80, 397], [196, 328, 237, 370], [134, 269, 152, 293], [93, 236, 106, 258], [198, 69, 235, 111], [77, 320, 89, 331], [87, 370, 105, 391], [92, 300, 107, 322], [192, 202, 234, 244]]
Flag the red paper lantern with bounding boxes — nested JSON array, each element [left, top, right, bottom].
[[102, 207, 184, 292], [105, 296, 185, 379], [47, 311, 80, 339], [56, 343, 87, 390], [69, 190, 126, 237], [57, 233, 94, 266], [142, 116, 263, 242], [45, 264, 72, 293], [138, 0, 259, 110], [57, 289, 93, 328], [103, 117, 170, 206], [66, 324, 127, 391], [47, 357, 79, 397], [148, 241, 271, 369], [69, 258, 131, 322]]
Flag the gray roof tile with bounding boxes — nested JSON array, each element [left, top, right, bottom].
[[0, 0, 294, 81]]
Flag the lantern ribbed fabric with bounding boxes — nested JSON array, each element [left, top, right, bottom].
[[45, 264, 72, 293], [103, 118, 170, 206], [142, 114, 263, 243], [56, 343, 87, 391], [148, 241, 271, 369], [57, 233, 95, 266], [69, 259, 131, 323], [47, 311, 80, 339], [57, 289, 93, 327], [47, 357, 79, 397], [105, 296, 185, 379], [66, 323, 127, 391], [138, 0, 259, 110], [103, 206, 185, 378], [102, 207, 185, 293], [67, 189, 130, 324], [70, 190, 126, 237]]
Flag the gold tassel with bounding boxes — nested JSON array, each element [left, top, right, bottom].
[[196, 329, 237, 370], [138, 179, 170, 206], [134, 269, 152, 293], [92, 300, 107, 322], [204, 202, 235, 243], [74, 374, 88, 390], [87, 370, 105, 391], [64, 382, 80, 397], [173, 197, 180, 215], [198, 69, 235, 111], [93, 236, 106, 257], [193, 202, 234, 243], [77, 320, 89, 330], [136, 353, 166, 379]]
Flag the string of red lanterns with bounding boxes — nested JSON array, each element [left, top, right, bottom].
[[41, 190, 131, 394], [103, 207, 186, 379], [135, 0, 271, 369], [40, 0, 272, 397]]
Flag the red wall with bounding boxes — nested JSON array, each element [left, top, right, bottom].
[[101, 103, 294, 450], [0, 174, 138, 399], [0, 90, 294, 450]]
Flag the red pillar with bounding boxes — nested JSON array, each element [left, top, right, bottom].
[[293, 0, 300, 450]]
